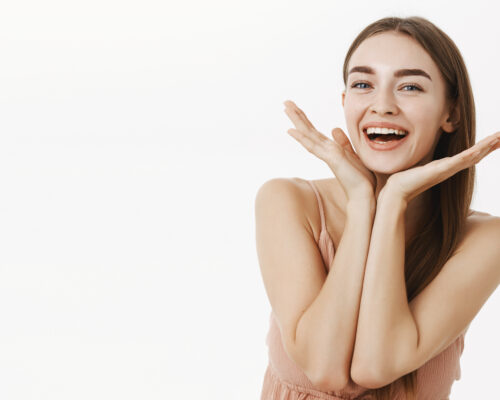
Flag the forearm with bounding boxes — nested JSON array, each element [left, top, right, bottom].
[[295, 198, 375, 388], [351, 194, 418, 380]]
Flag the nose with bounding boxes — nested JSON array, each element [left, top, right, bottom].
[[369, 88, 398, 115]]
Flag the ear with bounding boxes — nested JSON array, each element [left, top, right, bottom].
[[441, 102, 460, 133], [342, 90, 345, 108]]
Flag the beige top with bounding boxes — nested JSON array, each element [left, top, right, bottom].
[[260, 180, 465, 400]]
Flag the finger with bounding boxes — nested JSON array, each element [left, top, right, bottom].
[[285, 119, 331, 149], [287, 128, 317, 152], [478, 137, 500, 159], [391, 132, 500, 202], [284, 108, 314, 135], [287, 127, 342, 163], [294, 106, 317, 131], [491, 140, 500, 151], [436, 134, 500, 178], [458, 134, 500, 165], [475, 133, 500, 151], [283, 101, 317, 132], [331, 128, 356, 155], [283, 101, 340, 151], [283, 105, 334, 149]]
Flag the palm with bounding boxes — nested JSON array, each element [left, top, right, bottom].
[[339, 145, 376, 190], [384, 132, 500, 202], [284, 100, 376, 200]]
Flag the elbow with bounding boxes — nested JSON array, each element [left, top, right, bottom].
[[285, 333, 350, 392], [350, 360, 391, 390], [310, 369, 349, 393], [283, 338, 349, 392]]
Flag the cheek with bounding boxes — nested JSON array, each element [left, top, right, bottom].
[[343, 100, 365, 132], [343, 108, 363, 151], [408, 105, 443, 147]]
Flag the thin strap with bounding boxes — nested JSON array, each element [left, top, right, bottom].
[[306, 180, 326, 232]]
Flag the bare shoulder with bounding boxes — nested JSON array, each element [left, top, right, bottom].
[[255, 177, 348, 248], [468, 208, 498, 219], [456, 209, 500, 262], [255, 177, 329, 240], [463, 209, 500, 238], [255, 177, 313, 209]]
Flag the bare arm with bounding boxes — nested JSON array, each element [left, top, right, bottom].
[[294, 197, 375, 391], [255, 179, 375, 391], [350, 194, 413, 387], [351, 134, 500, 388], [270, 100, 378, 390]]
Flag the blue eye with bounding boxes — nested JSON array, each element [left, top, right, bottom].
[[352, 82, 370, 89], [351, 82, 423, 91], [402, 84, 422, 91]]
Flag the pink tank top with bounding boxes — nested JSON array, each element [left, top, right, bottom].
[[260, 180, 466, 400]]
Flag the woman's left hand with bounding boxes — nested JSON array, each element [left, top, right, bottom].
[[380, 131, 500, 204]]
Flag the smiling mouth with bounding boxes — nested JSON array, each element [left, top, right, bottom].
[[363, 128, 409, 142]]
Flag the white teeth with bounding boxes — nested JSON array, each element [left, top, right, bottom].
[[366, 127, 408, 135]]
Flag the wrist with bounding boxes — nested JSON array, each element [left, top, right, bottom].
[[377, 188, 407, 213], [346, 197, 377, 217], [347, 186, 376, 205]]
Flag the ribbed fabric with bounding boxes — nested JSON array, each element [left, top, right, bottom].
[[260, 180, 466, 400]]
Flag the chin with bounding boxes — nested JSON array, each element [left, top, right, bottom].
[[360, 157, 410, 175], [370, 167, 405, 176]]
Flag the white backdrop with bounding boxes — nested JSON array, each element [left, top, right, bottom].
[[0, 0, 498, 399]]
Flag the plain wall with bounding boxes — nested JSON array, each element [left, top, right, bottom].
[[0, 0, 498, 399]]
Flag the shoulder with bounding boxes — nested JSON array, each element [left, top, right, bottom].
[[254, 177, 328, 240], [255, 176, 344, 203], [455, 209, 500, 276], [254, 177, 312, 219], [463, 209, 500, 241], [255, 177, 311, 208], [456, 211, 500, 332]]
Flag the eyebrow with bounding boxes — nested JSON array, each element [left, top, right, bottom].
[[348, 65, 432, 81]]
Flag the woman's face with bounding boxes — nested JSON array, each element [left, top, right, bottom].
[[342, 31, 455, 174]]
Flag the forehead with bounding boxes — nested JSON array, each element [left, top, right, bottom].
[[348, 31, 439, 78]]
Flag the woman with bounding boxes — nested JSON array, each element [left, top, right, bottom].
[[255, 16, 500, 400]]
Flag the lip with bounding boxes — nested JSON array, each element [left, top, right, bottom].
[[362, 127, 410, 151], [361, 121, 410, 151], [361, 121, 410, 133]]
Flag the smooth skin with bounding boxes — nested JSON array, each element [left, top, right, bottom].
[[256, 31, 500, 391], [283, 99, 500, 389]]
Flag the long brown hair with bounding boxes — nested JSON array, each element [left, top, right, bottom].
[[342, 16, 476, 399]]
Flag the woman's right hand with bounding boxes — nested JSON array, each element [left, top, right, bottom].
[[284, 100, 376, 202]]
